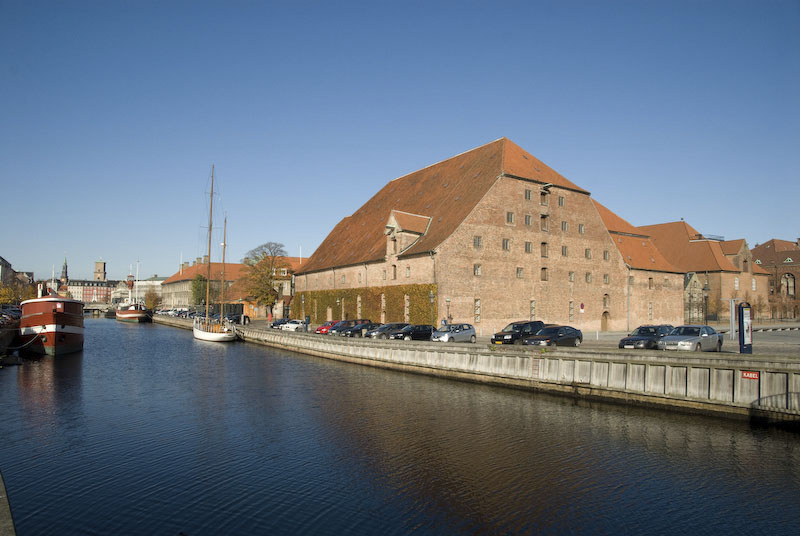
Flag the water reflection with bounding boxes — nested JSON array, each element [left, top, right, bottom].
[[0, 319, 798, 535]]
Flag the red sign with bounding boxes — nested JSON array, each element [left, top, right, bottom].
[[742, 371, 760, 380]]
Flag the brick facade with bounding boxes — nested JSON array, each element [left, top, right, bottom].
[[295, 139, 685, 334]]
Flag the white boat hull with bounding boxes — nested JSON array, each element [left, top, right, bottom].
[[193, 320, 236, 342]]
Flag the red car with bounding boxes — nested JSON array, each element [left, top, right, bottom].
[[315, 320, 339, 334]]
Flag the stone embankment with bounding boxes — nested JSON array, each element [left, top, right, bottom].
[[155, 316, 800, 426]]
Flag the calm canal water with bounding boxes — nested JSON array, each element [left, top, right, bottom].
[[1, 318, 799, 535]]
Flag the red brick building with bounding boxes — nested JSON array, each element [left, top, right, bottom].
[[751, 239, 800, 319], [294, 138, 684, 335], [639, 221, 770, 322]]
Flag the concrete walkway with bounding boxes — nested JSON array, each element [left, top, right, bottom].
[[0, 471, 16, 536]]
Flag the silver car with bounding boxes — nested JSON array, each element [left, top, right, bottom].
[[656, 325, 723, 352], [431, 323, 477, 343]]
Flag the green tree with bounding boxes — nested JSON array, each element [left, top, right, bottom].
[[191, 274, 208, 306], [242, 242, 288, 311]]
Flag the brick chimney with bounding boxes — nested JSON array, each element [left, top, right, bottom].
[[203, 255, 209, 264]]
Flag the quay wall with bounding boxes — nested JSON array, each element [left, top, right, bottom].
[[155, 316, 800, 424]]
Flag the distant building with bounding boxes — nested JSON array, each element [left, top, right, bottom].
[[67, 279, 116, 303], [0, 256, 14, 285], [639, 221, 770, 322], [751, 239, 800, 319], [161, 257, 249, 310]]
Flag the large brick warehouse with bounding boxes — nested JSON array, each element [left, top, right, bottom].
[[293, 138, 684, 335]]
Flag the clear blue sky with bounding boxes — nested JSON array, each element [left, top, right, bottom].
[[2, 0, 798, 281]]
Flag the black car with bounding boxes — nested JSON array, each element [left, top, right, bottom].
[[523, 325, 583, 347], [365, 322, 409, 339], [491, 320, 545, 345], [270, 318, 289, 329], [331, 319, 371, 336], [389, 324, 435, 341], [342, 321, 382, 337], [618, 324, 674, 350]]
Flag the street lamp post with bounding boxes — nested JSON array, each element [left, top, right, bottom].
[[702, 282, 710, 325], [301, 294, 306, 332], [445, 297, 451, 324], [429, 290, 435, 327]]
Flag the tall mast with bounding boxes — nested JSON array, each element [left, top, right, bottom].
[[221, 215, 227, 313], [205, 165, 214, 319]]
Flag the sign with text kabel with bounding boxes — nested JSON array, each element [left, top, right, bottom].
[[742, 371, 759, 380]]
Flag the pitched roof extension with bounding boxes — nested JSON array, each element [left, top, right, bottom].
[[592, 201, 680, 273], [638, 221, 741, 273], [298, 138, 588, 274]]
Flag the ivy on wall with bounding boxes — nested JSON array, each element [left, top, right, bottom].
[[291, 284, 438, 325]]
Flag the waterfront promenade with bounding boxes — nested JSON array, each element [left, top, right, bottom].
[[155, 316, 800, 426]]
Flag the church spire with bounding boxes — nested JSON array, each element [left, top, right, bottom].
[[60, 257, 69, 284]]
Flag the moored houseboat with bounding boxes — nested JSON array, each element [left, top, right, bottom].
[[115, 303, 152, 323], [19, 292, 84, 356]]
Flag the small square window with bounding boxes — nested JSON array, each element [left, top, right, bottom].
[[516, 267, 524, 279], [540, 191, 549, 205], [586, 272, 592, 283], [562, 245, 568, 257], [473, 235, 482, 249], [569, 271, 575, 282], [603, 250, 610, 261], [561, 221, 568, 232], [578, 223, 585, 234], [502, 238, 511, 251], [406, 266, 411, 278], [525, 241, 533, 254], [525, 189, 532, 201], [506, 211, 515, 224], [540, 215, 549, 232], [603, 274, 610, 284], [585, 248, 592, 259], [473, 264, 482, 276], [524, 214, 532, 226], [558, 196, 565, 207], [541, 267, 548, 281], [541, 242, 548, 258]]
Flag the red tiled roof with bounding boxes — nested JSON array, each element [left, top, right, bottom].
[[638, 221, 740, 273], [593, 201, 646, 236], [751, 239, 800, 268], [720, 239, 745, 256], [390, 210, 431, 235], [593, 201, 680, 273], [162, 262, 249, 284], [298, 138, 588, 274]]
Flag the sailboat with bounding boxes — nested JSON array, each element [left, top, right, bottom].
[[193, 165, 237, 342], [116, 263, 151, 323]]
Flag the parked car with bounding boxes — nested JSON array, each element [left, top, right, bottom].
[[491, 320, 545, 345], [389, 324, 435, 341], [365, 322, 409, 339], [271, 318, 289, 329], [619, 324, 674, 349], [431, 323, 477, 343], [327, 320, 353, 335], [342, 321, 382, 337], [330, 319, 370, 336], [315, 320, 339, 334], [523, 325, 583, 347], [656, 325, 723, 352], [280, 319, 305, 331]]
